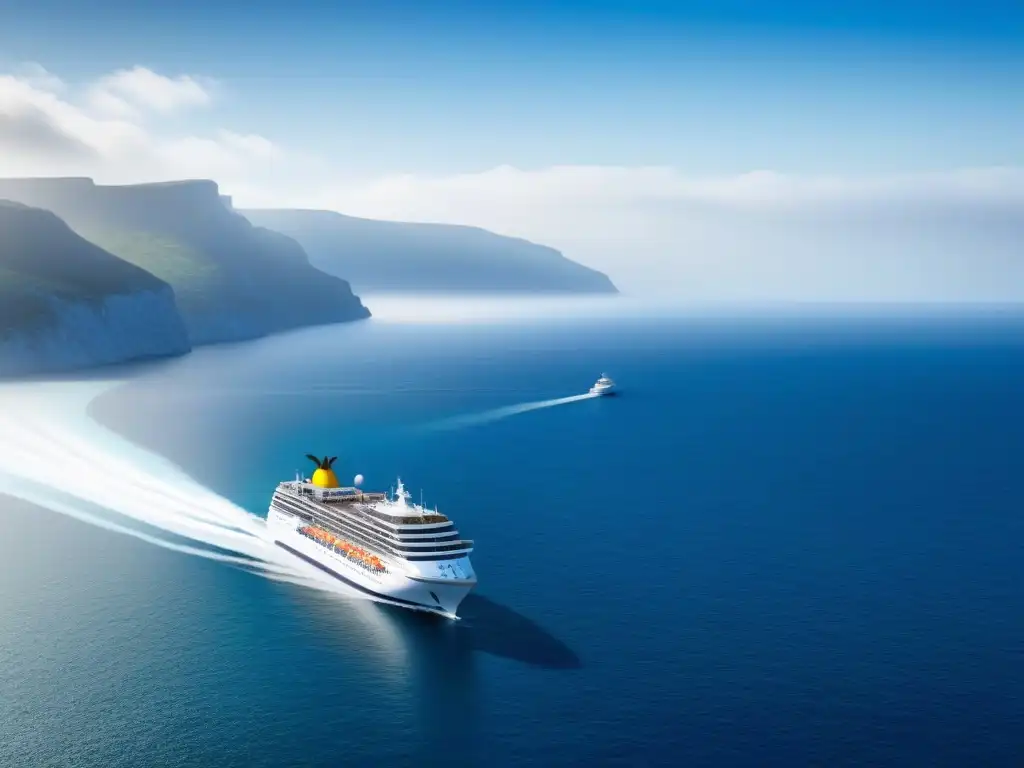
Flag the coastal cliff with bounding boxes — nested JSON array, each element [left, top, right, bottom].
[[239, 209, 619, 294], [0, 200, 191, 377], [0, 178, 370, 346]]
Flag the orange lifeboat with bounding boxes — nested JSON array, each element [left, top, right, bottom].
[[299, 526, 386, 570]]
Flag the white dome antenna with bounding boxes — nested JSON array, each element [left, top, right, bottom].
[[354, 473, 364, 487]]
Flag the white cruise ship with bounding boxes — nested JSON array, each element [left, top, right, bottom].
[[590, 374, 616, 396], [267, 455, 476, 618]]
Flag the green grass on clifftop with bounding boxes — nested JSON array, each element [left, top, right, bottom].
[[75, 228, 222, 318], [79, 229, 218, 287]]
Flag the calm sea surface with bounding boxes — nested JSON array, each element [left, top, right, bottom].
[[2, 304, 1023, 766]]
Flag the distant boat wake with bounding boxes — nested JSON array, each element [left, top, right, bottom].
[[425, 391, 600, 431], [0, 379, 344, 596]]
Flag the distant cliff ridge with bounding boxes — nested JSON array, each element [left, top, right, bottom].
[[0, 178, 370, 346], [239, 209, 618, 295], [0, 177, 615, 379], [0, 200, 191, 377]]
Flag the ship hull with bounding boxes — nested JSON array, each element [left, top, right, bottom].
[[268, 509, 475, 618]]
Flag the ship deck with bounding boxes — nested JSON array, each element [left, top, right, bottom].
[[276, 481, 450, 524]]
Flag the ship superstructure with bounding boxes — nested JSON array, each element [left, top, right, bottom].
[[590, 374, 617, 396], [267, 455, 476, 617]]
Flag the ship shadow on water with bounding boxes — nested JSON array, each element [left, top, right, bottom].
[[385, 593, 582, 670], [372, 593, 580, 766], [457, 594, 582, 669]]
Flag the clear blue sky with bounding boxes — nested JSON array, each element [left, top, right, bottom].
[[2, 0, 1022, 176]]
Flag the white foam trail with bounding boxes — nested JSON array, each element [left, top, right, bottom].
[[0, 474, 259, 566], [0, 378, 316, 583], [427, 391, 599, 431], [0, 378, 453, 618]]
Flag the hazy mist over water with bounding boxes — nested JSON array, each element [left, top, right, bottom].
[[364, 293, 1024, 328]]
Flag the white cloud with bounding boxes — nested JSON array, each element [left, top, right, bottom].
[[312, 164, 1024, 218], [0, 63, 281, 185], [87, 66, 212, 117], [303, 165, 1024, 301], [302, 165, 1024, 258]]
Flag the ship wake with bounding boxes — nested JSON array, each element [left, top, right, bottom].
[[0, 379, 332, 590], [426, 391, 599, 431]]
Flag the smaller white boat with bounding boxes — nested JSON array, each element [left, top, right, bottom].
[[590, 374, 617, 396]]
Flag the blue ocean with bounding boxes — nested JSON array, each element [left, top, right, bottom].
[[2, 303, 1023, 767]]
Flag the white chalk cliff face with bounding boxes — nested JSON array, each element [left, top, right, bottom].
[[0, 287, 191, 378], [0, 199, 191, 378]]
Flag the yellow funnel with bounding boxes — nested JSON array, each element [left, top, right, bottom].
[[312, 468, 340, 488], [306, 454, 340, 488]]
